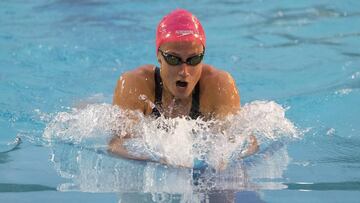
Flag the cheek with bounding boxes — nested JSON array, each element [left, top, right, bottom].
[[161, 67, 176, 85], [161, 65, 170, 76], [164, 67, 178, 78], [191, 66, 202, 78]]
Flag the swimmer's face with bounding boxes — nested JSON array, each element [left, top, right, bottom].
[[157, 41, 204, 99]]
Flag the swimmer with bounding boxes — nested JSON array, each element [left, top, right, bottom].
[[108, 9, 258, 166]]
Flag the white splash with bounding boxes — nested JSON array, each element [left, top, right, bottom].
[[42, 100, 298, 169], [42, 104, 132, 148], [41, 100, 299, 197]]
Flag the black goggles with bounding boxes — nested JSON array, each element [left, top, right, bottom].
[[158, 48, 205, 66]]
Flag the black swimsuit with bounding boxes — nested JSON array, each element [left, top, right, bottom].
[[151, 67, 201, 119]]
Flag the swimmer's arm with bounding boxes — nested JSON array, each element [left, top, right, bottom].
[[108, 136, 190, 167], [211, 71, 259, 156], [108, 135, 151, 161], [239, 135, 259, 158], [111, 72, 148, 160], [111, 69, 167, 162]]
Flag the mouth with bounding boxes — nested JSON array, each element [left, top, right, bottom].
[[176, 80, 188, 88]]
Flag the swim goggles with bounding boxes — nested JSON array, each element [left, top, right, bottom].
[[158, 48, 205, 66]]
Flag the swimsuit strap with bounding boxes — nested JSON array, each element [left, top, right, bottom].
[[151, 67, 162, 118], [151, 67, 201, 119], [189, 82, 201, 119], [154, 66, 163, 106]]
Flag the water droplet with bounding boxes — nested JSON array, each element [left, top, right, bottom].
[[326, 128, 336, 136]]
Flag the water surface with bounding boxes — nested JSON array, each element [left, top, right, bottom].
[[1, 0, 360, 202]]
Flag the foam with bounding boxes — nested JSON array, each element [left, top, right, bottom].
[[42, 100, 299, 169], [40, 100, 299, 195]]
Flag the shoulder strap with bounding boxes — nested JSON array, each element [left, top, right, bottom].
[[154, 67, 163, 106], [151, 67, 162, 118], [189, 82, 201, 119]]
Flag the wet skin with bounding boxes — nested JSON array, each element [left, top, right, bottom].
[[113, 41, 240, 119], [109, 41, 258, 167]]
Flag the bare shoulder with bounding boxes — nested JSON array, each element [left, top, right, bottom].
[[199, 64, 240, 118], [201, 65, 234, 83], [113, 65, 156, 112], [120, 65, 155, 84], [200, 64, 238, 94]]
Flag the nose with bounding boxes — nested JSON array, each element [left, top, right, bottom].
[[178, 63, 190, 78]]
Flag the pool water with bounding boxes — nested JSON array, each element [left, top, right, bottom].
[[1, 0, 360, 202]]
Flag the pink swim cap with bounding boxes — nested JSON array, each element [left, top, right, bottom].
[[156, 9, 206, 52]]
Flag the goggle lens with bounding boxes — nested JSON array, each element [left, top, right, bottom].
[[159, 49, 204, 66]]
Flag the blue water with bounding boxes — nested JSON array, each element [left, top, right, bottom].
[[1, 0, 360, 202]]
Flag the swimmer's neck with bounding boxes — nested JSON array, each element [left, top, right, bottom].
[[161, 84, 191, 104], [163, 90, 191, 106]]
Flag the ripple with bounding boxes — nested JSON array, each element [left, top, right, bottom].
[[0, 183, 56, 192], [285, 181, 360, 191], [249, 32, 360, 48], [314, 135, 360, 165], [35, 0, 110, 11], [245, 5, 356, 28], [0, 137, 21, 154], [342, 52, 360, 58]]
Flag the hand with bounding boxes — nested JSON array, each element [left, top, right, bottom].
[[108, 136, 149, 161], [241, 135, 259, 158]]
